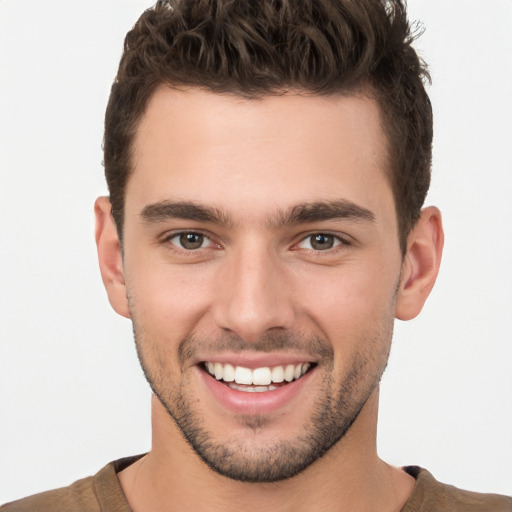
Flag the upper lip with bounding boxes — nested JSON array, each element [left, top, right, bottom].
[[193, 353, 318, 369]]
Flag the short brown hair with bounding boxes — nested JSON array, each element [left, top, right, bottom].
[[104, 0, 432, 254]]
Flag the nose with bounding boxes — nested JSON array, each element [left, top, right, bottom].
[[211, 245, 295, 342]]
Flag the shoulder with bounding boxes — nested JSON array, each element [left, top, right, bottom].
[[0, 475, 99, 512], [403, 466, 512, 512], [1, 455, 142, 512]]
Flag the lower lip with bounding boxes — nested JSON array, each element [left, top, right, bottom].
[[199, 367, 315, 415]]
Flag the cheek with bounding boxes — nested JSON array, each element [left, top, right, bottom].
[[296, 258, 399, 345], [125, 254, 217, 336]]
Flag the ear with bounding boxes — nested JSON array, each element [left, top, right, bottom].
[[395, 206, 444, 320], [94, 196, 131, 319]]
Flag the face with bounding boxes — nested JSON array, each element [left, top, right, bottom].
[[120, 88, 404, 482]]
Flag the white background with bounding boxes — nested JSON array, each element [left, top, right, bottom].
[[1, 0, 511, 503]]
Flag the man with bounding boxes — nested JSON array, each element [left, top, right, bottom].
[[2, 0, 510, 510]]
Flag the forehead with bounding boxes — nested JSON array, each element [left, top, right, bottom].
[[128, 86, 393, 224]]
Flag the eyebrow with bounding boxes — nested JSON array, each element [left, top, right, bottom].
[[271, 200, 375, 228], [140, 199, 375, 228], [141, 201, 234, 227]]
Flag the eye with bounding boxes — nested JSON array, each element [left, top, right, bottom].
[[168, 232, 212, 251], [297, 233, 343, 251]]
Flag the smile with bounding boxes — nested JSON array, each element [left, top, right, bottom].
[[204, 362, 312, 392]]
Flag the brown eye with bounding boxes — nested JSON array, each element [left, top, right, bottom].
[[297, 233, 342, 251], [310, 234, 335, 250], [169, 232, 209, 250], [180, 233, 204, 249]]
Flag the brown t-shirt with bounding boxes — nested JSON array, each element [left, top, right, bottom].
[[2, 456, 511, 511]]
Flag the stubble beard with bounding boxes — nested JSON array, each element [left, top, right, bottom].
[[130, 319, 393, 483]]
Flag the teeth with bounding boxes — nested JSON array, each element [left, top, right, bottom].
[[271, 366, 284, 383], [223, 363, 235, 382], [252, 367, 272, 386], [234, 366, 253, 385], [284, 364, 295, 382], [228, 383, 279, 392], [204, 362, 312, 386]]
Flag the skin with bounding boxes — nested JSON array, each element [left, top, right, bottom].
[[95, 87, 443, 511]]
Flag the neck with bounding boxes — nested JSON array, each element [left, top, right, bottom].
[[119, 390, 414, 512]]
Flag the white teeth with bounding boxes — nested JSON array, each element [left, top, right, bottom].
[[284, 364, 295, 382], [223, 363, 235, 382], [205, 362, 312, 387], [252, 367, 272, 386], [271, 365, 284, 383], [228, 383, 279, 392], [234, 366, 253, 385]]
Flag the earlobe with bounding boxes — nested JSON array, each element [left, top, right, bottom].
[[395, 206, 444, 321], [94, 196, 131, 319]]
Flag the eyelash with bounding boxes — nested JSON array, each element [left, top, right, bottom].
[[164, 231, 216, 253], [294, 232, 351, 254], [163, 230, 351, 255]]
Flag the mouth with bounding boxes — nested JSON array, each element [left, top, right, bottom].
[[202, 361, 315, 393]]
